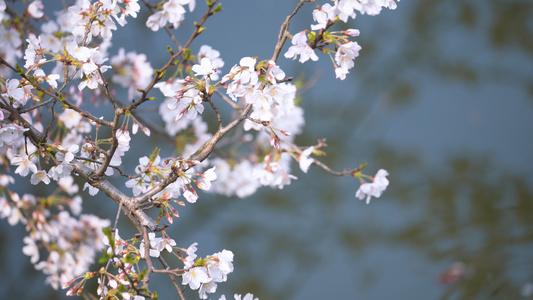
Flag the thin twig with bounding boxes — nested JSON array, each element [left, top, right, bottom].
[[204, 93, 223, 130], [19, 98, 54, 114], [286, 139, 363, 177], [99, 68, 118, 110], [141, 0, 183, 50], [214, 89, 240, 110], [271, 0, 310, 62], [158, 256, 186, 300], [113, 201, 123, 231], [130, 0, 219, 111]]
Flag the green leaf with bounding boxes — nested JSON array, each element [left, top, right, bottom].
[[166, 45, 174, 55], [99, 250, 111, 263], [102, 227, 115, 248], [213, 3, 223, 13], [307, 31, 316, 43], [15, 64, 24, 76], [183, 48, 192, 60]]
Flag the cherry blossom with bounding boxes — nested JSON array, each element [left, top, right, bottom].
[[49, 160, 74, 181], [356, 169, 390, 204], [22, 236, 39, 263], [181, 247, 236, 299], [0, 1, 6, 22], [30, 170, 51, 185], [233, 293, 259, 300], [110, 48, 153, 98], [28, 0, 44, 18], [335, 66, 350, 80], [193, 57, 217, 77], [184, 242, 198, 268], [146, 0, 196, 31], [311, 3, 336, 30], [152, 235, 176, 253], [197, 166, 217, 190], [58, 109, 82, 129], [284, 31, 319, 63], [27, 211, 110, 290], [335, 41, 362, 79], [83, 182, 100, 196], [3, 79, 24, 103], [299, 146, 315, 173], [58, 177, 79, 196], [0, 124, 28, 152], [140, 232, 167, 258], [198, 45, 224, 80], [11, 154, 38, 177], [183, 266, 211, 290], [183, 189, 199, 203]]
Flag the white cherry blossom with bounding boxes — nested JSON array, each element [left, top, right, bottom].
[[356, 169, 390, 204], [284, 31, 318, 63]]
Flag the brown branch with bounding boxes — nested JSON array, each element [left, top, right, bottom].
[[312, 159, 364, 177], [204, 93, 223, 130], [271, 0, 311, 62], [99, 68, 119, 110], [112, 201, 124, 231], [74, 155, 141, 179], [1, 100, 158, 231], [214, 89, 240, 110], [129, 0, 219, 112], [18, 98, 54, 114], [246, 116, 270, 127]]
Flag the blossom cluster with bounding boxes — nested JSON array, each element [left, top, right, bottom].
[[93, 229, 149, 298], [110, 48, 154, 98], [219, 294, 258, 300], [0, 188, 109, 290], [146, 0, 196, 31], [182, 242, 235, 299], [154, 50, 306, 199], [3, 138, 110, 292], [0, 0, 396, 299], [93, 233, 237, 300], [285, 0, 398, 79]]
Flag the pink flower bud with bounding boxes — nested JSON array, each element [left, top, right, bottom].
[[344, 29, 360, 36]]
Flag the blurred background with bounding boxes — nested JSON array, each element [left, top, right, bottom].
[[1, 0, 533, 299]]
